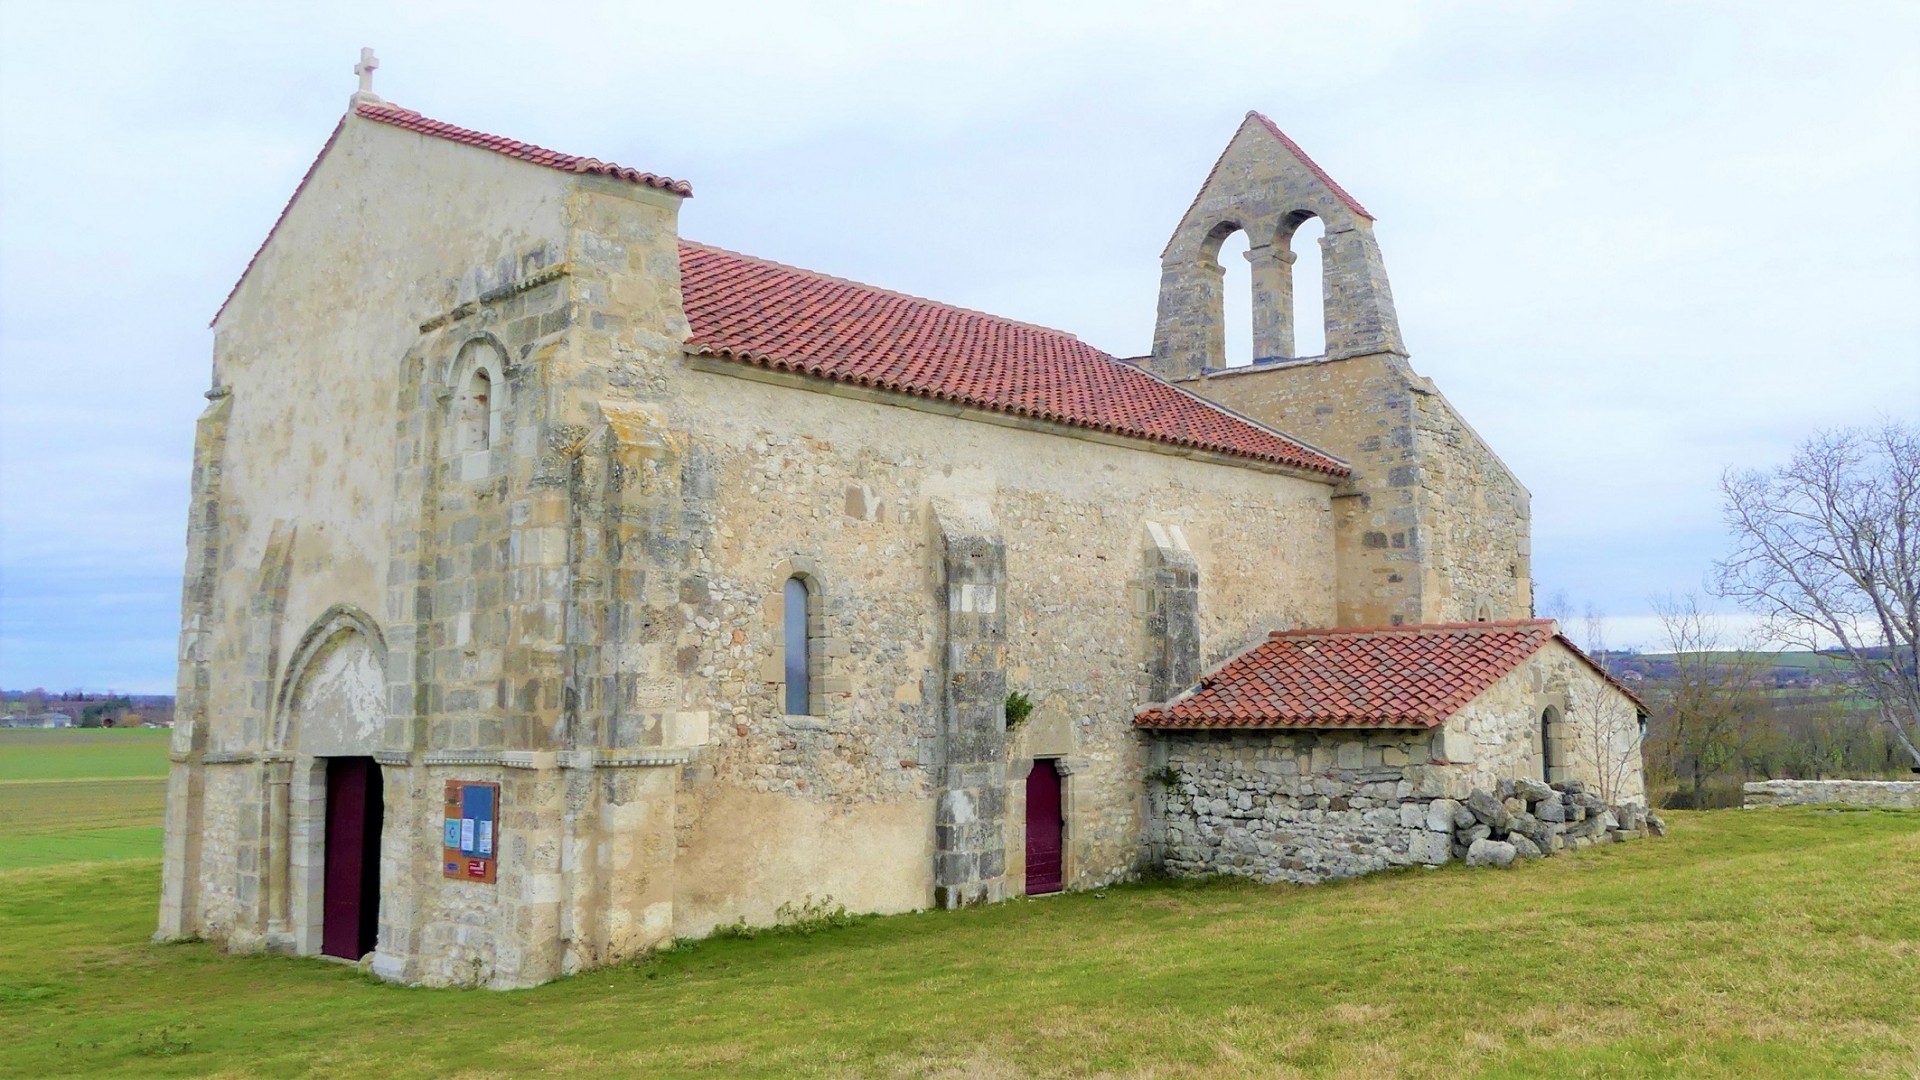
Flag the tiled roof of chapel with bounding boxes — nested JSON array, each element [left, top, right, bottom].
[[678, 242, 1346, 475], [1136, 620, 1645, 730], [353, 103, 694, 193]]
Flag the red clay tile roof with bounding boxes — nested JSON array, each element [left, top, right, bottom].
[[354, 103, 692, 194], [1161, 111, 1373, 259], [678, 242, 1348, 476], [1136, 620, 1645, 730], [211, 101, 689, 327]]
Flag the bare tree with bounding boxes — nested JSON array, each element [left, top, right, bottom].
[[1574, 605, 1646, 804], [1715, 421, 1920, 769], [1648, 595, 1770, 807]]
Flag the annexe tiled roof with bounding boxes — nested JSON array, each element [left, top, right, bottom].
[[1136, 620, 1646, 730], [678, 242, 1348, 476], [211, 101, 690, 327]]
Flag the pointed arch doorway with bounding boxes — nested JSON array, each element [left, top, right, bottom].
[[271, 606, 390, 960]]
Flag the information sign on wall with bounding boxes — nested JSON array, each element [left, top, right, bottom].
[[442, 780, 499, 883]]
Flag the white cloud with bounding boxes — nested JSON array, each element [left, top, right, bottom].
[[1, 0, 1915, 688]]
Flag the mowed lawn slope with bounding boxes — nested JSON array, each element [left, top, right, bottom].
[[0, 729, 168, 870], [2, 811, 1916, 1078]]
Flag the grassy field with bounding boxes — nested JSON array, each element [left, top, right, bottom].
[[0, 729, 169, 871], [1, 810, 1915, 1078]]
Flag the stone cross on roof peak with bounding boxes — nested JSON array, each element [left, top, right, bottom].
[[351, 47, 382, 107]]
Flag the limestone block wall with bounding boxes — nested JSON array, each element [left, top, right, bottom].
[[660, 362, 1339, 929], [1189, 355, 1531, 627], [1743, 780, 1920, 809], [1193, 355, 1423, 626], [1159, 731, 1459, 884], [1408, 381, 1530, 623]]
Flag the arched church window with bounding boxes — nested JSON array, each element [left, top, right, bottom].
[[784, 575, 813, 715], [456, 367, 493, 453]]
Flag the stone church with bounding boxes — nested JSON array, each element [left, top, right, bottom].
[[158, 57, 1647, 988]]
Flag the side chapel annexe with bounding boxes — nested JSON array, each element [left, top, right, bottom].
[[158, 56, 1646, 988]]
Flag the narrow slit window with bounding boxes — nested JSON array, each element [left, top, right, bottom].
[[784, 576, 811, 714], [457, 368, 492, 452], [1540, 707, 1560, 783]]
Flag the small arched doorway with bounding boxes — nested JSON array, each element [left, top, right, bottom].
[[275, 609, 388, 960], [1025, 760, 1064, 895]]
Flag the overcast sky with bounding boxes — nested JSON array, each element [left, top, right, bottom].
[[1, 1, 1915, 693]]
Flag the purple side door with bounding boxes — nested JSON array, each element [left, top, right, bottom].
[[1026, 759, 1063, 895], [322, 757, 383, 960]]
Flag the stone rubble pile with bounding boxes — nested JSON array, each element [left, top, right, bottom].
[[1444, 778, 1666, 868]]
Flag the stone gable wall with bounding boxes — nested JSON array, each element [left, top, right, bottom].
[[1442, 644, 1646, 806], [1150, 115, 1403, 379], [168, 115, 578, 956]]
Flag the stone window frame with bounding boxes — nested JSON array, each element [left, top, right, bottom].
[[442, 335, 509, 483], [765, 556, 833, 720], [1537, 701, 1570, 785]]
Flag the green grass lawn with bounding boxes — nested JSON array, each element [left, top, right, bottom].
[[0, 729, 170, 871], [1, 810, 1915, 1078], [0, 727, 171, 781]]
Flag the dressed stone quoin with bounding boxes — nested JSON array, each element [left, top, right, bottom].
[[157, 53, 1651, 988]]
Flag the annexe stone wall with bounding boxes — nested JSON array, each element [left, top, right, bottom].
[[1160, 731, 1455, 883], [1159, 732, 1657, 885]]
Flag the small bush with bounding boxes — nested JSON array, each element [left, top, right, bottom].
[[1005, 691, 1034, 730]]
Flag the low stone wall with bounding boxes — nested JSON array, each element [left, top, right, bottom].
[[1157, 732, 1662, 885], [1743, 780, 1920, 809]]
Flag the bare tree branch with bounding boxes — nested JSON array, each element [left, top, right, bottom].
[[1713, 421, 1920, 768]]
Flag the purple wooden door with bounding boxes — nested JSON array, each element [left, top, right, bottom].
[[322, 757, 383, 960], [1025, 759, 1063, 895]]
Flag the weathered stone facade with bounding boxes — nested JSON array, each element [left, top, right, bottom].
[[161, 85, 1641, 988]]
